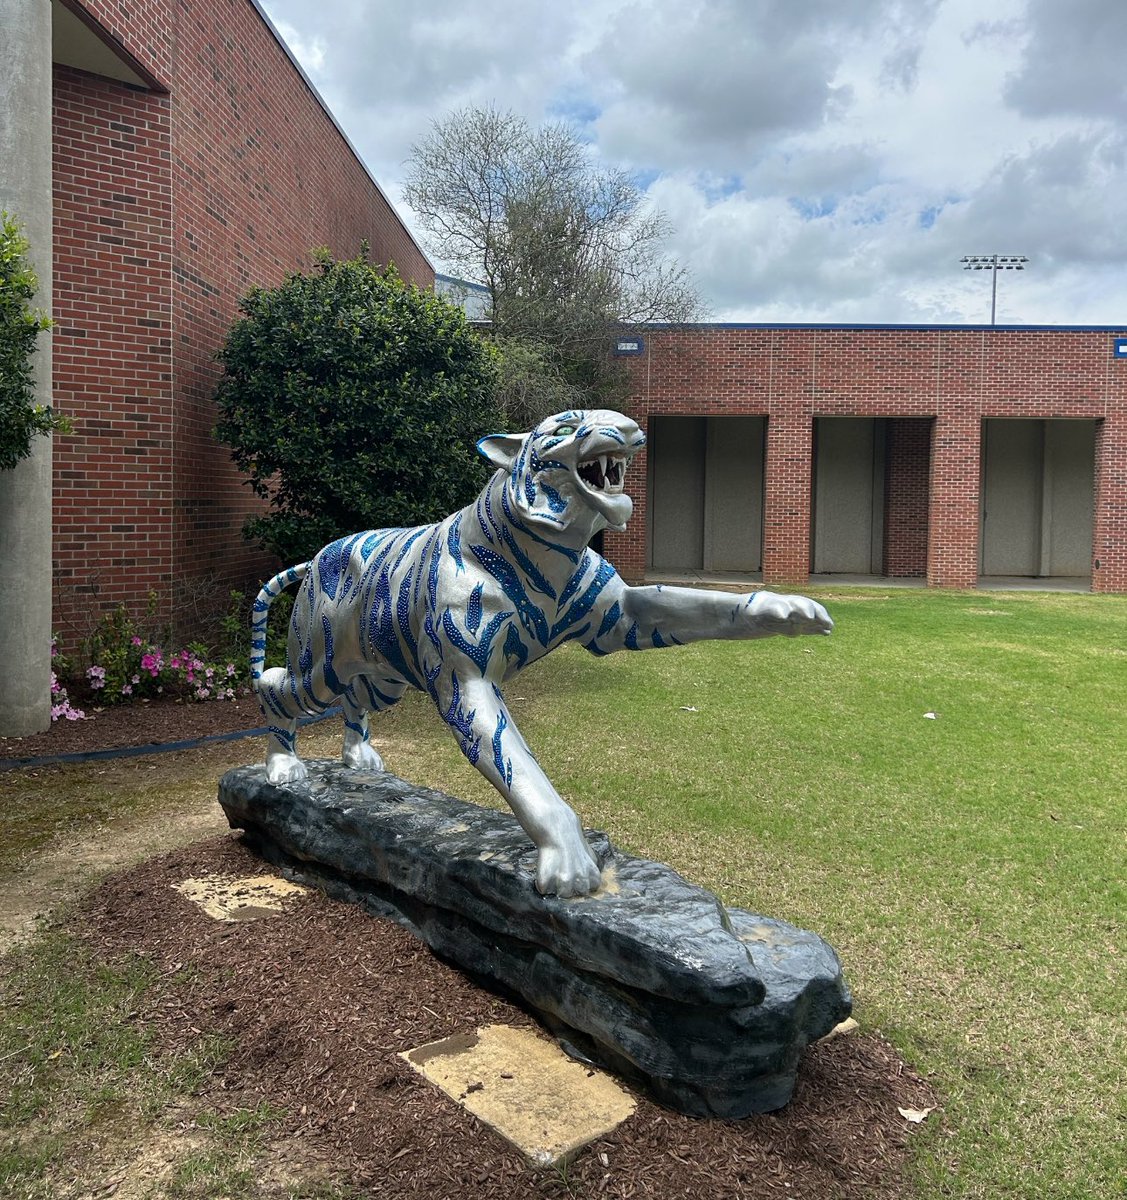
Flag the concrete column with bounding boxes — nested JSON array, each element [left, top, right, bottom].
[[0, 0, 54, 734]]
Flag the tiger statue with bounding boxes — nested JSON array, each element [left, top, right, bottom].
[[250, 408, 832, 898]]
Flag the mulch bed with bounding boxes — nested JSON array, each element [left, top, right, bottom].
[[0, 694, 268, 763], [77, 835, 940, 1200]]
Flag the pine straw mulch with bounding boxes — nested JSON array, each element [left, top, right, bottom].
[[73, 834, 941, 1200]]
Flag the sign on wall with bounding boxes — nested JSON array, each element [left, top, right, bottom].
[[1114, 338, 1127, 359]]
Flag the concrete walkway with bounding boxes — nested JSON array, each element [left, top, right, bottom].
[[645, 571, 1091, 593]]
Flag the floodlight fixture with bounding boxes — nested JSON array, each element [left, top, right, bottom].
[[960, 254, 1029, 325]]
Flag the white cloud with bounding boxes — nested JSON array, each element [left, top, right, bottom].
[[258, 0, 1127, 325]]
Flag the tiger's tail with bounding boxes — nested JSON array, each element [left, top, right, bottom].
[[249, 563, 309, 683]]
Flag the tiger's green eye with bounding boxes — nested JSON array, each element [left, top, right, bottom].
[[556, 425, 576, 435]]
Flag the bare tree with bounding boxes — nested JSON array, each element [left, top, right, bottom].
[[404, 106, 702, 417]]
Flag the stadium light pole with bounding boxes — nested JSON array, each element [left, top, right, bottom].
[[960, 255, 1028, 325]]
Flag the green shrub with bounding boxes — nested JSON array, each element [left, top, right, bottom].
[[0, 210, 68, 470], [214, 250, 501, 565]]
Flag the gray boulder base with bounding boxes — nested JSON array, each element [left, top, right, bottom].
[[218, 761, 851, 1118]]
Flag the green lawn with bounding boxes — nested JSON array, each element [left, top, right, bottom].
[[2, 587, 1124, 1198]]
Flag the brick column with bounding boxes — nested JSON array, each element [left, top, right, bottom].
[[605, 441, 648, 583], [883, 418, 932, 577], [1093, 410, 1127, 593], [927, 414, 981, 587], [762, 412, 813, 586]]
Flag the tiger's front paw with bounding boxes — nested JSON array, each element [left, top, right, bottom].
[[535, 837, 603, 898], [747, 592, 833, 637]]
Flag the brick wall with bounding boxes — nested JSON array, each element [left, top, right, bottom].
[[52, 0, 433, 647], [168, 0, 433, 632], [52, 67, 174, 644], [606, 326, 1127, 593]]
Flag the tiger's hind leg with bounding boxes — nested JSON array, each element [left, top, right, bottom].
[[254, 666, 310, 784], [340, 676, 407, 772]]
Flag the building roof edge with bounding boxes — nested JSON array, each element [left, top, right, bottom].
[[245, 0, 433, 274]]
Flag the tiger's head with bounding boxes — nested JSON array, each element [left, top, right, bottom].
[[478, 409, 647, 536]]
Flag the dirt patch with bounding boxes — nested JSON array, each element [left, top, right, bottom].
[[0, 795, 230, 954], [68, 836, 940, 1200]]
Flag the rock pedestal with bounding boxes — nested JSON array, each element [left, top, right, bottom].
[[218, 761, 851, 1118]]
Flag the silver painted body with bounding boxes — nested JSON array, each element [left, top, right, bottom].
[[251, 409, 832, 897]]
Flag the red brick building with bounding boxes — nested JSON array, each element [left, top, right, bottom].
[[48, 0, 432, 645], [605, 325, 1127, 593]]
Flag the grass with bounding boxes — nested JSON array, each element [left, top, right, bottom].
[[2, 586, 1125, 1197], [0, 931, 231, 1198]]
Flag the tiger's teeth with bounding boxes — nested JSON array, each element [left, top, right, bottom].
[[599, 455, 608, 480]]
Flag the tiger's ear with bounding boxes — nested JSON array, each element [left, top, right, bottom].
[[476, 433, 525, 470]]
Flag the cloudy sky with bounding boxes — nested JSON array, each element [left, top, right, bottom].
[[259, 0, 1126, 326]]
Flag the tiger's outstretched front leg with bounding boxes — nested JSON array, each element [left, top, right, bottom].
[[592, 581, 833, 652], [436, 671, 603, 898]]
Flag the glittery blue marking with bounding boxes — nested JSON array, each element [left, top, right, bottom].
[[624, 622, 640, 650], [447, 513, 466, 570], [557, 562, 590, 611], [550, 558, 615, 642], [597, 600, 622, 639], [368, 569, 421, 688], [540, 481, 567, 513], [529, 448, 569, 475], [499, 525, 556, 599], [315, 535, 352, 601], [441, 606, 512, 674], [475, 498, 495, 544], [499, 488, 579, 562], [321, 614, 344, 694], [267, 725, 296, 753], [492, 709, 512, 789], [467, 583, 483, 634], [440, 674, 479, 764], [392, 527, 427, 573], [470, 543, 549, 646], [396, 571, 420, 676], [483, 484, 506, 542], [503, 624, 528, 671]]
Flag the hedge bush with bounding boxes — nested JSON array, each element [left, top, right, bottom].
[[215, 251, 501, 565]]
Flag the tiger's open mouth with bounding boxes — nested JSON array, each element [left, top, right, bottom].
[[577, 453, 628, 494]]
